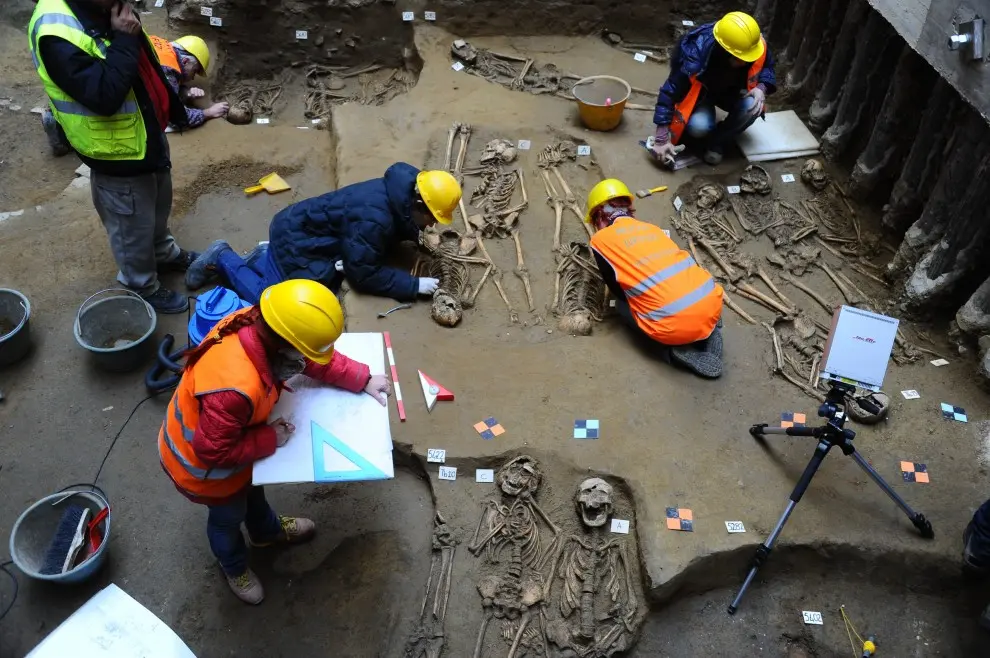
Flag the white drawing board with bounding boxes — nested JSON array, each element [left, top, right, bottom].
[[736, 110, 820, 162], [27, 584, 196, 658], [253, 332, 394, 485], [819, 306, 899, 391]]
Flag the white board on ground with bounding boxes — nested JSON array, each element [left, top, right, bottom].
[[736, 110, 820, 162], [253, 333, 394, 485], [27, 584, 196, 658]]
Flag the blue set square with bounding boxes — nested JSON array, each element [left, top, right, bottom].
[[573, 419, 600, 439]]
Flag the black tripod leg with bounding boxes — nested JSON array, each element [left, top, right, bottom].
[[849, 450, 935, 539], [728, 442, 830, 614]]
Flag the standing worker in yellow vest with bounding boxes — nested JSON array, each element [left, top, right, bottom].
[[148, 35, 229, 128], [587, 180, 726, 378], [650, 11, 776, 166], [28, 0, 197, 314], [159, 280, 392, 604]]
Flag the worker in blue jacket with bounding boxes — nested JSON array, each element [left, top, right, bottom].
[[186, 164, 462, 303], [650, 11, 776, 166]]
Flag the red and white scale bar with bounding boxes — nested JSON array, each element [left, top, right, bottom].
[[383, 332, 406, 422]]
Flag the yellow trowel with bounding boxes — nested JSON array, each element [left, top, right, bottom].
[[244, 173, 291, 196]]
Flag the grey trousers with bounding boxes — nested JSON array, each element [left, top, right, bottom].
[[90, 168, 180, 295]]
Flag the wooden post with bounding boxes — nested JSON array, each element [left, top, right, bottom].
[[820, 10, 901, 160], [881, 78, 960, 238], [809, 0, 869, 131], [848, 46, 936, 200]]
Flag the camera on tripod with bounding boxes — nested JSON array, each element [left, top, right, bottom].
[[729, 307, 934, 615]]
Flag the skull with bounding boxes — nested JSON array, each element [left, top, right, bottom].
[[480, 139, 517, 165], [451, 39, 477, 65], [575, 477, 614, 527], [496, 455, 542, 497], [740, 165, 772, 195], [696, 183, 723, 209], [800, 159, 829, 191]]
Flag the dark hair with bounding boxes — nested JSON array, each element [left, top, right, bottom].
[[184, 306, 262, 369]]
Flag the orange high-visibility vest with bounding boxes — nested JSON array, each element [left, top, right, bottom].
[[148, 35, 180, 72], [158, 309, 280, 500], [669, 39, 767, 145], [591, 217, 723, 345]]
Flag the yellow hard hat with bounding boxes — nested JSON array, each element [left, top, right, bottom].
[[259, 279, 344, 365], [173, 35, 211, 74], [416, 170, 461, 225], [713, 12, 765, 62], [585, 179, 634, 223]]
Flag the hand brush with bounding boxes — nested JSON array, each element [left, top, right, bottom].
[[39, 505, 90, 575]]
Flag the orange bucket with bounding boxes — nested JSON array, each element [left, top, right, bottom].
[[572, 75, 631, 131]]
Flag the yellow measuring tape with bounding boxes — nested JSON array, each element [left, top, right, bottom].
[[840, 606, 876, 657]]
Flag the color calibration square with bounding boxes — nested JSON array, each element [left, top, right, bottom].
[[781, 412, 807, 429], [940, 403, 967, 423], [900, 461, 929, 484], [666, 507, 694, 532], [473, 417, 505, 440], [574, 419, 600, 439]]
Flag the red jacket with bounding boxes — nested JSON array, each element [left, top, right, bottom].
[[183, 323, 370, 503]]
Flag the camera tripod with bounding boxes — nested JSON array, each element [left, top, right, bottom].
[[727, 382, 935, 614]]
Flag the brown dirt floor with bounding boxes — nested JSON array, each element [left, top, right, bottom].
[[0, 7, 988, 658]]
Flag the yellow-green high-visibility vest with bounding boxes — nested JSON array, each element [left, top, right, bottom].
[[28, 0, 147, 161]]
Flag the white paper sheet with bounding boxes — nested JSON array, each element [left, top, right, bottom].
[[28, 584, 195, 658], [253, 333, 394, 485]]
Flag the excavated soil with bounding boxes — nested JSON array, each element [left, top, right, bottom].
[[1, 3, 989, 657]]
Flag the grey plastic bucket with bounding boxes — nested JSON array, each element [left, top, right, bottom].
[[73, 289, 157, 372], [9, 488, 111, 584], [0, 288, 32, 367]]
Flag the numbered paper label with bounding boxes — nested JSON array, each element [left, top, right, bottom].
[[296, 30, 308, 40], [683, 20, 695, 26], [517, 140, 532, 150], [476, 469, 494, 483], [673, 196, 683, 212], [424, 11, 437, 21], [727, 185, 741, 194], [930, 358, 949, 367], [633, 53, 648, 63], [901, 389, 920, 400], [426, 448, 446, 463], [201, 6, 213, 16], [725, 521, 746, 533], [402, 11, 415, 21], [255, 117, 270, 124], [577, 145, 591, 156], [781, 173, 796, 183], [610, 519, 630, 534], [802, 611, 824, 625], [154, 0, 165, 7], [209, 16, 222, 26], [451, 62, 465, 71], [438, 466, 457, 481]]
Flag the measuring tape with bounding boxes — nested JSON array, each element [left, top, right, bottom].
[[383, 332, 406, 422]]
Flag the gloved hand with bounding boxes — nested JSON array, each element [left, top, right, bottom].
[[746, 86, 766, 117], [651, 127, 683, 168], [418, 277, 439, 295]]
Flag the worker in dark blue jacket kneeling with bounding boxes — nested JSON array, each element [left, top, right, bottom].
[[186, 163, 462, 303]]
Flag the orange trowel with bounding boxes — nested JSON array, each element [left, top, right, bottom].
[[244, 173, 291, 196]]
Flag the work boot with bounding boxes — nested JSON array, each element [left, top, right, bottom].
[[225, 568, 264, 605], [142, 286, 189, 314], [159, 249, 200, 274], [703, 143, 724, 165], [249, 516, 316, 547], [42, 108, 71, 157], [185, 240, 231, 290]]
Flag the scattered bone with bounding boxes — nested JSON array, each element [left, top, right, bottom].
[[801, 159, 830, 190]]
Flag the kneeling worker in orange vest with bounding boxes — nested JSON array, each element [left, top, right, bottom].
[[650, 11, 776, 166], [588, 180, 725, 378], [158, 279, 392, 604]]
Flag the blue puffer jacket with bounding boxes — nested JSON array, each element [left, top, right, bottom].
[[653, 23, 776, 126], [268, 163, 422, 301]]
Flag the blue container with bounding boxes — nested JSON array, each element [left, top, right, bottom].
[[188, 287, 251, 345]]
